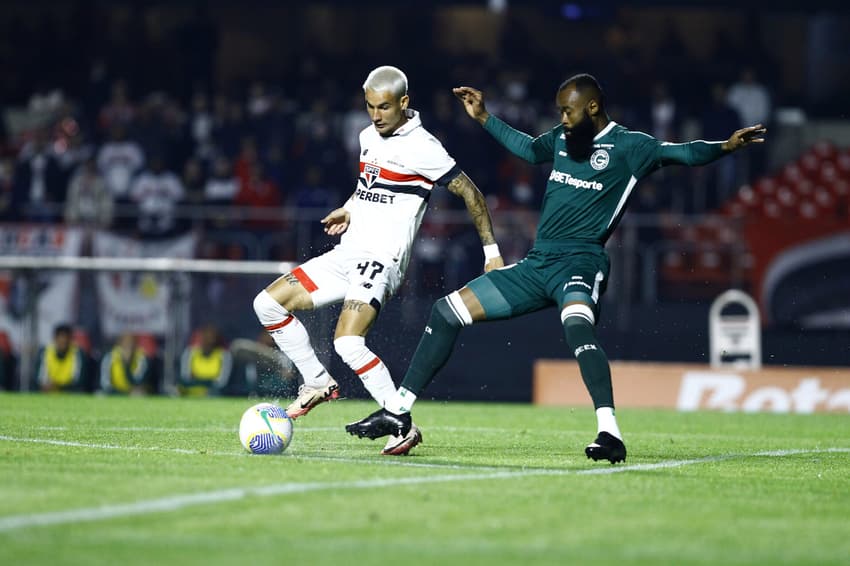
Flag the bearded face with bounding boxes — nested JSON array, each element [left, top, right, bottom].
[[564, 109, 596, 161]]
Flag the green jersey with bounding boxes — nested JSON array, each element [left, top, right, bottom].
[[484, 116, 727, 246]]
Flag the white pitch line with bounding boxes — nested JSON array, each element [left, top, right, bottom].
[[1, 447, 848, 533], [577, 447, 850, 475], [0, 470, 551, 532], [0, 435, 509, 472], [33, 425, 525, 434]]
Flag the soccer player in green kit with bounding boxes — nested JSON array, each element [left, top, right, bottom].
[[347, 74, 766, 463]]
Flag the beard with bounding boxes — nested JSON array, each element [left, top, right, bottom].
[[564, 111, 596, 161]]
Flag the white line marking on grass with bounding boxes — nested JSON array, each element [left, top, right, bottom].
[[0, 470, 555, 533], [34, 425, 524, 434], [0, 447, 847, 532], [577, 447, 850, 475], [0, 435, 508, 472]]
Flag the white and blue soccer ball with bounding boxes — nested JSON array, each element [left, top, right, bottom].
[[239, 402, 293, 455]]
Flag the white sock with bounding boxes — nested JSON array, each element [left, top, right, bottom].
[[596, 407, 622, 440], [253, 290, 329, 388], [334, 336, 395, 407], [384, 387, 417, 415]]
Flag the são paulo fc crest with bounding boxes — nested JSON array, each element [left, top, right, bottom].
[[590, 149, 609, 171], [363, 164, 382, 188]]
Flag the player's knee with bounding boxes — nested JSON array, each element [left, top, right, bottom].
[[433, 291, 473, 329], [333, 335, 370, 367], [561, 303, 595, 327], [561, 303, 596, 349], [253, 290, 287, 322]]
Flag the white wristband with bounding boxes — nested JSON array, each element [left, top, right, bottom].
[[483, 243, 501, 260]]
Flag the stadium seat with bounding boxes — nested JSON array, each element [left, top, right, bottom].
[[836, 151, 850, 177], [812, 140, 838, 160]]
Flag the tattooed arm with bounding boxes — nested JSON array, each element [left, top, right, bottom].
[[446, 172, 504, 272]]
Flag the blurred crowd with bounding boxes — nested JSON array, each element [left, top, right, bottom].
[[0, 4, 785, 264]]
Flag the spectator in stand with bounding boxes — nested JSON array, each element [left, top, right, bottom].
[[128, 154, 186, 238], [212, 96, 246, 158], [203, 155, 239, 228], [233, 136, 259, 185], [54, 115, 94, 190], [99, 332, 150, 395], [341, 93, 372, 169], [178, 324, 232, 396], [701, 83, 742, 207], [189, 91, 215, 162], [293, 165, 335, 211], [263, 140, 287, 188], [234, 161, 282, 230], [650, 81, 678, 142], [35, 323, 85, 392], [727, 67, 771, 132], [182, 157, 206, 205], [727, 67, 771, 178], [97, 123, 145, 202], [97, 79, 135, 134], [0, 157, 16, 220], [13, 128, 63, 222], [64, 156, 113, 229]]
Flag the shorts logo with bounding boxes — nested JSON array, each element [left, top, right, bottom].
[[590, 149, 609, 170], [363, 164, 381, 188]]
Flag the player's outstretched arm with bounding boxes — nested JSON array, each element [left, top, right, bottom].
[[721, 124, 767, 152], [321, 207, 351, 236], [652, 124, 768, 169], [452, 86, 490, 125], [446, 172, 504, 272], [453, 86, 553, 165]]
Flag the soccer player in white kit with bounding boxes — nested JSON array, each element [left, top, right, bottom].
[[253, 66, 503, 455]]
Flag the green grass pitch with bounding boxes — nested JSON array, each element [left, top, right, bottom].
[[1, 393, 848, 566]]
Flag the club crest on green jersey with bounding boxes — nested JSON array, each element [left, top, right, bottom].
[[590, 149, 609, 171]]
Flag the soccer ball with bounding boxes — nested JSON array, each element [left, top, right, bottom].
[[239, 402, 294, 455]]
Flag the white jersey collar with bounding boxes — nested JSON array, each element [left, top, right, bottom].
[[389, 109, 421, 137], [594, 120, 617, 141]]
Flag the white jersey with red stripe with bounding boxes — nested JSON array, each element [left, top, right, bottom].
[[340, 109, 457, 275]]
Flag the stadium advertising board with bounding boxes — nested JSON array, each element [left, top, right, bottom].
[[534, 361, 850, 413]]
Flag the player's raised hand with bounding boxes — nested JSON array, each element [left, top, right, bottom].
[[321, 207, 351, 236], [452, 86, 490, 125], [722, 124, 767, 152], [484, 255, 504, 273]]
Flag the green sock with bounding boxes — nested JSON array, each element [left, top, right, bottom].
[[563, 316, 614, 409], [400, 297, 465, 396]]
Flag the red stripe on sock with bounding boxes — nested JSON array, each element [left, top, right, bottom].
[[355, 357, 381, 375], [265, 315, 294, 331], [292, 267, 318, 293]]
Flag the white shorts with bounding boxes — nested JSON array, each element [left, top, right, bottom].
[[290, 245, 403, 311]]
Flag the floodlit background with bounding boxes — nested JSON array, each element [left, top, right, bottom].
[[0, 1, 848, 398]]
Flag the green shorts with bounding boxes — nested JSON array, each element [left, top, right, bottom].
[[466, 244, 610, 322]]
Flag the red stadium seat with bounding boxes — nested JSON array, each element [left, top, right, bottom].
[[755, 177, 776, 196], [837, 152, 850, 178], [799, 152, 820, 175], [819, 163, 839, 185], [812, 140, 838, 160], [780, 163, 802, 185]]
